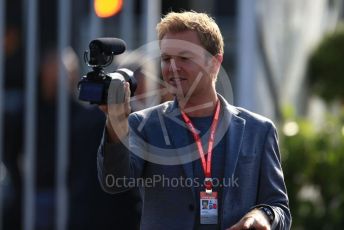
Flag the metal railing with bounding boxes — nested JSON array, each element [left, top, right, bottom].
[[0, 0, 6, 228], [23, 0, 38, 229]]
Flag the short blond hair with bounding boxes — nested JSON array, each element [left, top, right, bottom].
[[156, 11, 224, 56]]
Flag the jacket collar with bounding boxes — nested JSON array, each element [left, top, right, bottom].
[[165, 94, 240, 116]]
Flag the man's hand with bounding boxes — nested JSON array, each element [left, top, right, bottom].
[[226, 209, 271, 230], [99, 82, 131, 143]]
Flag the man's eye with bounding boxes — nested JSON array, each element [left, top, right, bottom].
[[162, 57, 170, 62]]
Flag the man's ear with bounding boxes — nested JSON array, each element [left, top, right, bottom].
[[207, 54, 223, 67], [213, 54, 223, 68], [208, 54, 223, 78]]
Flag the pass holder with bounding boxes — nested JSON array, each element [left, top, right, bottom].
[[204, 177, 213, 194]]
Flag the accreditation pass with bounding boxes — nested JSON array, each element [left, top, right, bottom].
[[200, 191, 218, 224]]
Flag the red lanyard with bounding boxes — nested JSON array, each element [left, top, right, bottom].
[[181, 101, 221, 191]]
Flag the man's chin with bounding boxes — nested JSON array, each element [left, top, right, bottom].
[[167, 88, 186, 97]]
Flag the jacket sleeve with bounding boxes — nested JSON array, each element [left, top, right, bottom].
[[97, 113, 146, 194], [255, 123, 292, 230]]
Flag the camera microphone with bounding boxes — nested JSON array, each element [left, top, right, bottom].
[[88, 38, 126, 67], [89, 38, 126, 55]]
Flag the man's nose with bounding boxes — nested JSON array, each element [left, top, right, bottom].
[[169, 58, 181, 72]]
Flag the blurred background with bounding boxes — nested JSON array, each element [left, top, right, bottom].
[[1, 0, 344, 229]]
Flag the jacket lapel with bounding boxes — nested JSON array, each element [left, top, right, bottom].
[[224, 113, 245, 183], [164, 100, 196, 197], [215, 96, 245, 225], [217, 95, 246, 184]]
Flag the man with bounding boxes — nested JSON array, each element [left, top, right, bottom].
[[202, 201, 209, 209], [97, 11, 291, 229]]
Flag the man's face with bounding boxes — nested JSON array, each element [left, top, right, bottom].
[[160, 30, 215, 101]]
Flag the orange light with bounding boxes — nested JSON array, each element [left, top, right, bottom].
[[94, 0, 123, 18]]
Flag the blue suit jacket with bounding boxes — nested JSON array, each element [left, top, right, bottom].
[[97, 95, 291, 229]]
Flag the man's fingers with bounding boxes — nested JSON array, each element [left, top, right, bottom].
[[226, 224, 238, 230], [243, 217, 255, 229], [97, 82, 132, 142], [105, 82, 131, 140], [98, 105, 108, 114], [227, 217, 255, 230], [124, 82, 131, 116], [98, 81, 129, 115]]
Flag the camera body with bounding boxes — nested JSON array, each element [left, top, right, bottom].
[[78, 38, 137, 105], [78, 68, 137, 104]]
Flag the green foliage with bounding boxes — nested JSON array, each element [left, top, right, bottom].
[[280, 110, 344, 229], [307, 24, 344, 102]]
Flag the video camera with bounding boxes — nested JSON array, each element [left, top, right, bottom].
[[78, 38, 137, 105]]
